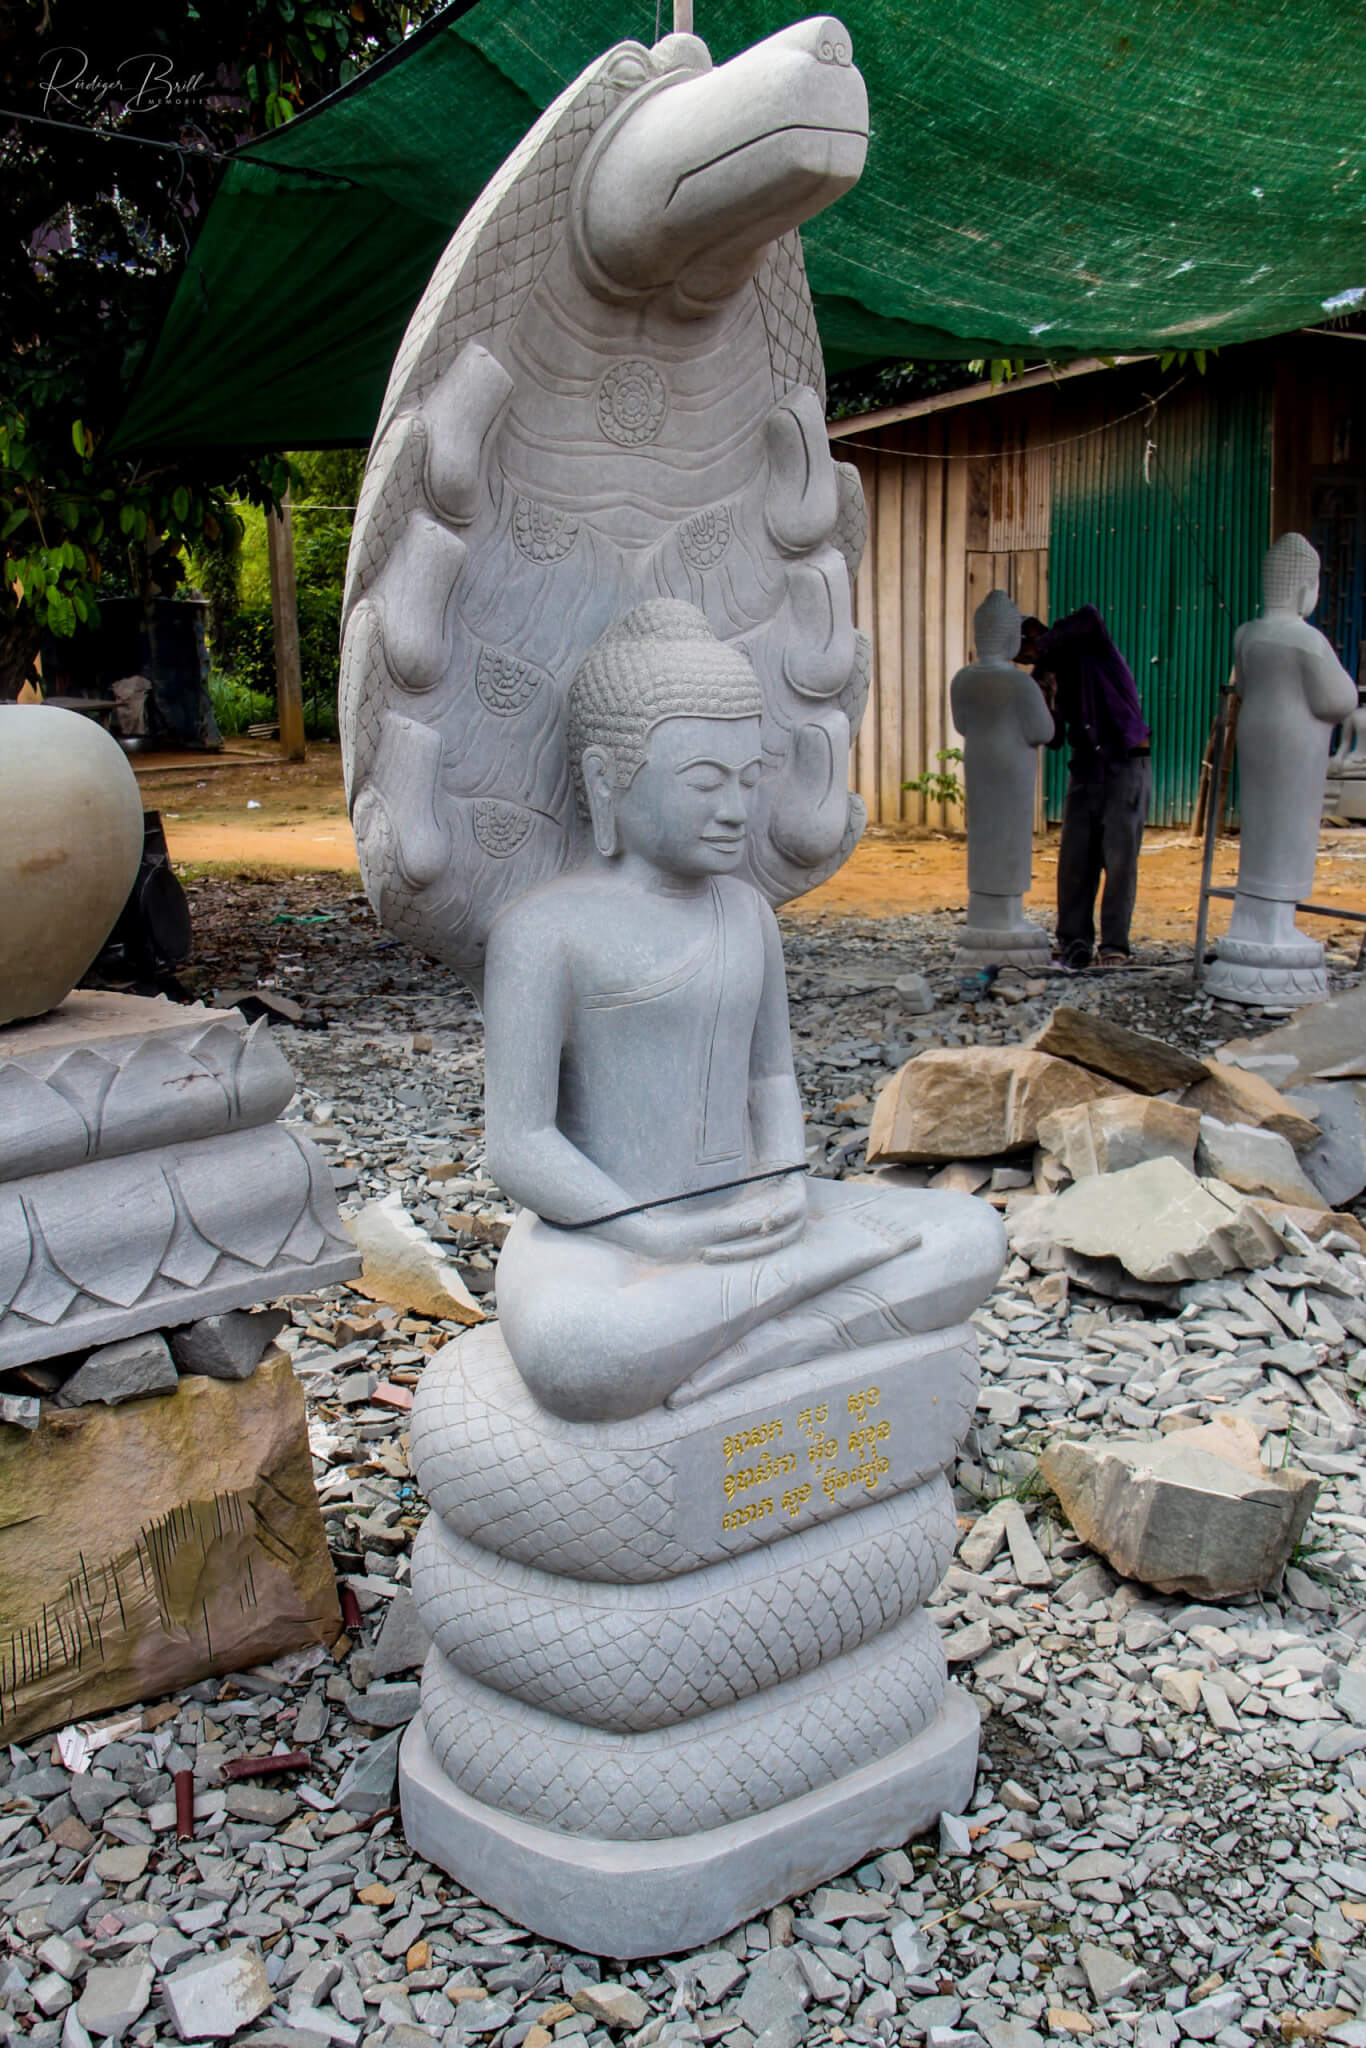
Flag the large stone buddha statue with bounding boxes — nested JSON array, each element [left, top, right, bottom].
[[339, 14, 1005, 1959]]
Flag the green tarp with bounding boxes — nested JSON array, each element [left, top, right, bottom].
[[112, 0, 1366, 454]]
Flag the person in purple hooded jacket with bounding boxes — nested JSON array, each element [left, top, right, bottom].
[[1020, 606, 1151, 970]]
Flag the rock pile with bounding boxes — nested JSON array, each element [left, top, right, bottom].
[[868, 1004, 1366, 1304]]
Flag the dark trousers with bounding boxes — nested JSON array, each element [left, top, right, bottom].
[[1056, 754, 1151, 962]]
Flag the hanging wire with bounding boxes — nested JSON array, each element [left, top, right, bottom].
[[0, 104, 357, 184], [833, 379, 1186, 464]]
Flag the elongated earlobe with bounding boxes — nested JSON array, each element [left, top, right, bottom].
[[582, 747, 618, 858]]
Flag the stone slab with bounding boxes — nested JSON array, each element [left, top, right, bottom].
[[0, 1353, 341, 1744], [0, 990, 231, 1055], [399, 1686, 979, 1958], [1030, 1007, 1208, 1095], [1036, 1095, 1200, 1179], [1008, 1156, 1286, 1284], [1284, 1080, 1366, 1208], [1218, 985, 1366, 1089], [1183, 1062, 1322, 1149], [1194, 1117, 1328, 1208]]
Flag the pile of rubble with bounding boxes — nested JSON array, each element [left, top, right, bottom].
[[867, 990, 1366, 1297]]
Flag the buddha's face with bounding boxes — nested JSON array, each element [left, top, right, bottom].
[[610, 714, 763, 877]]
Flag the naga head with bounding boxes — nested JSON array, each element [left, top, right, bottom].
[[571, 16, 868, 315]]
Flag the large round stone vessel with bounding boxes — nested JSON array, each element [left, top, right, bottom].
[[0, 705, 145, 1026]]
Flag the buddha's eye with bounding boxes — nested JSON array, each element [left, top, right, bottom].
[[740, 764, 762, 790], [684, 770, 725, 792]]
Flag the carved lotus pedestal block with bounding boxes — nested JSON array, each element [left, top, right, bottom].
[[400, 1321, 982, 1957], [951, 917, 1052, 973], [0, 992, 359, 1370]]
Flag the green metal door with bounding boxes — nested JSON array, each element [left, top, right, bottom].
[[1046, 379, 1272, 824]]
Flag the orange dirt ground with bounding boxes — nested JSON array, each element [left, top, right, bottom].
[[141, 738, 1366, 955]]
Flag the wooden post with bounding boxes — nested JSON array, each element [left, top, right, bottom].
[[267, 491, 306, 762]]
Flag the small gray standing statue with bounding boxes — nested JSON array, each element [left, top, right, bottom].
[[340, 16, 1005, 1956], [949, 589, 1054, 969], [1204, 533, 1357, 1008]]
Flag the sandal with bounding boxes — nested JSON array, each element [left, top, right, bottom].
[[1097, 950, 1130, 968]]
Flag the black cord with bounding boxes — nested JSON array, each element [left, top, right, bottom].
[[545, 1162, 809, 1232], [1, 105, 356, 185]]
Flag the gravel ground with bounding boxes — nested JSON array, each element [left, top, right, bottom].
[[5, 878, 1366, 2048]]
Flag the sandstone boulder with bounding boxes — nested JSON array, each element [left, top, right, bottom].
[[868, 1047, 1119, 1164], [1030, 1006, 1208, 1095], [1040, 1414, 1318, 1600], [1183, 1062, 1321, 1151], [1007, 1155, 1286, 1284], [0, 1352, 340, 1744], [1036, 1095, 1200, 1180], [1195, 1117, 1330, 1209]]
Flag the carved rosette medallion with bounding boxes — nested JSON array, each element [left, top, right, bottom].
[[475, 647, 545, 717], [512, 497, 579, 564], [596, 359, 667, 446], [472, 799, 536, 858], [679, 506, 733, 570]]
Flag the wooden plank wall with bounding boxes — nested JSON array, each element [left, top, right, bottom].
[[836, 390, 1053, 827]]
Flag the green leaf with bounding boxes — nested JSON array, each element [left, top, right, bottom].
[[172, 484, 191, 523], [1194, 349, 1208, 374], [71, 418, 86, 457], [119, 504, 136, 535]]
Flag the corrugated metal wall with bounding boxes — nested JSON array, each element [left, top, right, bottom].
[[835, 363, 1274, 830], [1047, 377, 1273, 824]]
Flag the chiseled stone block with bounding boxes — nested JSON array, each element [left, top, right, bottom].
[[0, 1353, 341, 1744]]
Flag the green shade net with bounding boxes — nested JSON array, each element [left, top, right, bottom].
[[112, 0, 1366, 455]]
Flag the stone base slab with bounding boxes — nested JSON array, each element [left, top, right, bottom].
[[1203, 949, 1329, 1010], [951, 925, 1051, 971], [399, 1684, 979, 1958]]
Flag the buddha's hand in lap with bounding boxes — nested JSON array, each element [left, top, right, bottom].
[[591, 1174, 808, 1266], [699, 1174, 808, 1262]]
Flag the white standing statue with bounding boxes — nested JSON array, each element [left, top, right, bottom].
[[949, 589, 1054, 969], [1204, 533, 1357, 1007], [340, 18, 1005, 1957]]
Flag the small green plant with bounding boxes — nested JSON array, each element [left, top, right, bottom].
[[902, 747, 965, 807], [207, 675, 276, 738]]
